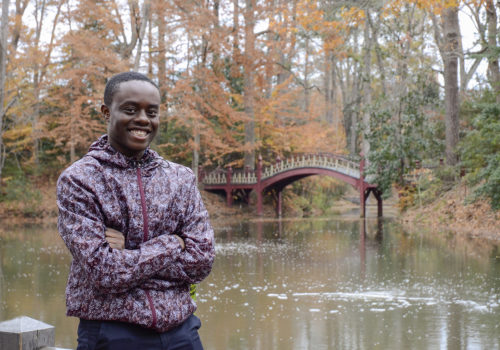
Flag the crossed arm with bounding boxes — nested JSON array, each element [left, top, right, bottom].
[[105, 228, 185, 251], [57, 171, 215, 294]]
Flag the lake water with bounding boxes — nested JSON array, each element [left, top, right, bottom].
[[0, 217, 499, 349]]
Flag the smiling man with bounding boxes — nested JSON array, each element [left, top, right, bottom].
[[57, 72, 215, 350]]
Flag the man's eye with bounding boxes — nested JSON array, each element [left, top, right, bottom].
[[123, 107, 136, 114], [147, 110, 158, 117]]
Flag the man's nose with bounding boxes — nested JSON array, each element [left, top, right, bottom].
[[136, 109, 149, 123]]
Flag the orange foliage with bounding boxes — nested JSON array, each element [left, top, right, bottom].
[[4, 0, 479, 177]]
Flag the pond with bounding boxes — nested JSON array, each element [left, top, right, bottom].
[[0, 217, 499, 349]]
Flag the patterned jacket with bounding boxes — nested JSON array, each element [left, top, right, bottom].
[[57, 135, 215, 332]]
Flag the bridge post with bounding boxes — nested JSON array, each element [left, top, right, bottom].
[[256, 155, 263, 215], [359, 157, 366, 218], [373, 189, 383, 217], [226, 166, 233, 206]]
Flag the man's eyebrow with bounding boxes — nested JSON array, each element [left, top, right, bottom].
[[119, 101, 159, 107]]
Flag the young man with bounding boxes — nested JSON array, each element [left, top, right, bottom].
[[57, 72, 215, 350]]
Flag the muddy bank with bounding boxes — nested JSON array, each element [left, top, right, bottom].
[[400, 185, 500, 243]]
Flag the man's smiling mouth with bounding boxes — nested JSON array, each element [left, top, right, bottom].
[[130, 129, 149, 137]]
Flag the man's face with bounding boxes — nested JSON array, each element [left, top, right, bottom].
[[102, 80, 161, 159]]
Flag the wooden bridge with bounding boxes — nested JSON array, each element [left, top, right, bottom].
[[199, 153, 382, 217]]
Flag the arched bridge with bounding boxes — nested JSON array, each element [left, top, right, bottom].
[[199, 153, 382, 217]]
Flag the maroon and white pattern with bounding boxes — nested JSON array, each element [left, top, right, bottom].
[[57, 135, 215, 332]]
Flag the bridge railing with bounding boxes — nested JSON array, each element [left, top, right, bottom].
[[231, 170, 257, 184], [201, 168, 227, 185], [262, 154, 360, 180]]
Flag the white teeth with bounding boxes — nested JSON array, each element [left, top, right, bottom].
[[130, 130, 148, 137]]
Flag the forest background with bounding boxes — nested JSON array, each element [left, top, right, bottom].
[[0, 0, 499, 224]]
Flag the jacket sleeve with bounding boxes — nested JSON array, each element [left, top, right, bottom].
[[155, 175, 215, 284], [57, 171, 185, 294]]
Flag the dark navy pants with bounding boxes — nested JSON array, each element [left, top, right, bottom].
[[76, 314, 203, 350]]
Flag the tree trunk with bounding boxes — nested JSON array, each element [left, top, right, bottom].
[[32, 0, 48, 168], [232, 0, 240, 60], [368, 11, 386, 96], [276, 0, 295, 87], [442, 6, 460, 166], [324, 50, 333, 124], [362, 13, 372, 160], [147, 14, 153, 76], [303, 34, 310, 113], [486, 0, 500, 103], [192, 125, 200, 183], [0, 0, 9, 183], [243, 0, 256, 170], [11, 0, 29, 52], [133, 0, 151, 70], [33, 76, 41, 166], [157, 4, 167, 103], [338, 28, 362, 156]]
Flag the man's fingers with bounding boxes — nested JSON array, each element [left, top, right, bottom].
[[108, 243, 123, 250], [105, 231, 123, 238], [104, 228, 125, 250], [106, 238, 124, 250]]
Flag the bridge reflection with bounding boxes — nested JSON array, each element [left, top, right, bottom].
[[359, 218, 384, 280]]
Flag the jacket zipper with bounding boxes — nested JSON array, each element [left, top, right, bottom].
[[136, 167, 157, 329]]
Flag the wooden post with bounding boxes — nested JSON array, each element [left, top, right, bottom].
[[0, 316, 70, 350], [373, 189, 383, 218], [226, 166, 233, 206], [256, 155, 263, 215]]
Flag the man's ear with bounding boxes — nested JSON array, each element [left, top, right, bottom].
[[101, 105, 110, 122]]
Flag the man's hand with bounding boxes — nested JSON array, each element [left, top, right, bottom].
[[105, 227, 184, 251], [105, 228, 125, 250], [174, 234, 185, 251]]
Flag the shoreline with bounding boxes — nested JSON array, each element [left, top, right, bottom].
[[399, 185, 500, 243], [1, 185, 498, 243]]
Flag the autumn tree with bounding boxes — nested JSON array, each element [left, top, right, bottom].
[[242, 0, 257, 169], [47, 0, 127, 163], [1, 0, 498, 211], [0, 0, 8, 183]]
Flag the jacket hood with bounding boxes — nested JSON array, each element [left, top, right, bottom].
[[86, 135, 165, 174]]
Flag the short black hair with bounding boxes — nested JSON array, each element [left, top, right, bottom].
[[103, 71, 158, 106]]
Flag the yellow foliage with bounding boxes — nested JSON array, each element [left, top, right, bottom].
[[398, 185, 417, 211], [383, 0, 466, 17], [340, 6, 366, 23], [3, 125, 32, 141], [3, 126, 34, 152]]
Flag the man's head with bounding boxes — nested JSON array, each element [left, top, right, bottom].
[[101, 72, 161, 160]]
